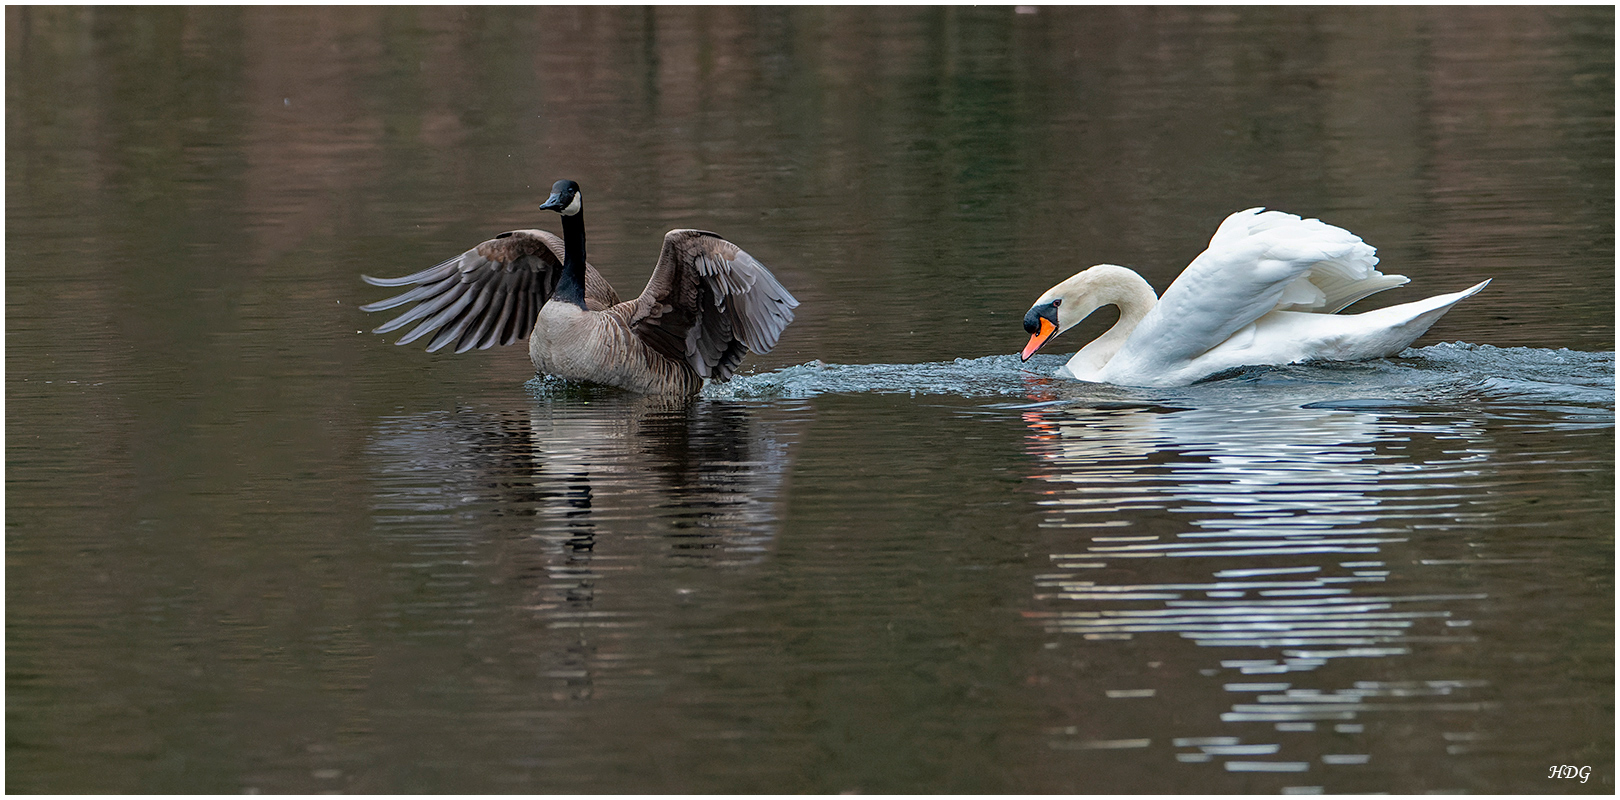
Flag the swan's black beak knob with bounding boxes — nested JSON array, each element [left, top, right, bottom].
[[1021, 301, 1060, 361], [1023, 302, 1057, 335]]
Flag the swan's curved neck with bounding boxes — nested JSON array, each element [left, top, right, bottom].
[[1070, 268, 1157, 375], [554, 210, 588, 309]]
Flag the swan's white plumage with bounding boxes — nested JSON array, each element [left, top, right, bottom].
[[1027, 208, 1487, 388]]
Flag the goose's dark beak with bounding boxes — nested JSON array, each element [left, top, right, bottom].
[[538, 193, 566, 212], [1020, 301, 1060, 361]]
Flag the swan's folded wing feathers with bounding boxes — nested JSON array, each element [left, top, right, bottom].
[[1139, 209, 1397, 365], [361, 230, 562, 352], [1276, 277, 1328, 310], [1302, 261, 1408, 313], [1250, 216, 1405, 312], [632, 229, 799, 382]]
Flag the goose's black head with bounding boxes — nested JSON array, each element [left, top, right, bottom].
[[539, 179, 582, 217]]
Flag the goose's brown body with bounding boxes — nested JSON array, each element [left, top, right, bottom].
[[530, 301, 705, 395]]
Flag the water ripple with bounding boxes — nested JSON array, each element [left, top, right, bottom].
[[1005, 348, 1610, 787]]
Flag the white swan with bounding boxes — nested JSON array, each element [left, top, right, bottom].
[[1018, 208, 1490, 388]]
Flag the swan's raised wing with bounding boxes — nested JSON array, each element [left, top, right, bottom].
[[361, 229, 575, 354], [629, 230, 799, 382], [1134, 208, 1406, 365], [1205, 208, 1408, 313]]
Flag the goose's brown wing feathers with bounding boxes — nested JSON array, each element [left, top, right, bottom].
[[361, 229, 618, 353], [630, 229, 798, 382]]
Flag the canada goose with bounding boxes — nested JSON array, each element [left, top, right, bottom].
[[362, 179, 798, 395], [1020, 208, 1488, 387]]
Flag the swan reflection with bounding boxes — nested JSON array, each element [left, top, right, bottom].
[[1020, 395, 1501, 783]]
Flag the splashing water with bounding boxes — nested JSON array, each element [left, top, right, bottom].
[[709, 344, 1614, 428]]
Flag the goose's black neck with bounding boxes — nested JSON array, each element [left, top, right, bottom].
[[554, 210, 588, 309]]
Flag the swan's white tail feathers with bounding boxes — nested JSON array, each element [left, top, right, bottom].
[[1357, 278, 1491, 350], [1433, 278, 1491, 308], [1383, 278, 1490, 316]]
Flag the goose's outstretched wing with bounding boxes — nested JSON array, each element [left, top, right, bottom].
[[629, 230, 799, 382], [361, 229, 617, 354]]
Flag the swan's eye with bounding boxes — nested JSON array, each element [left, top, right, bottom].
[[1051, 299, 1061, 307]]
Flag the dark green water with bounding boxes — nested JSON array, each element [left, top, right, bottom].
[[7, 6, 1613, 793]]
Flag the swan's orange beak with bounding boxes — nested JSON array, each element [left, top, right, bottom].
[[1021, 317, 1057, 361]]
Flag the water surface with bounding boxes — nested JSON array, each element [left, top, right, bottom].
[[7, 6, 1613, 794]]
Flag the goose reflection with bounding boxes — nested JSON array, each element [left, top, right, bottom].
[[370, 390, 795, 556], [1019, 392, 1502, 781], [365, 390, 802, 700], [522, 389, 795, 562]]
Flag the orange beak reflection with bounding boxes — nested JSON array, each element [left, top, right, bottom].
[[1020, 317, 1058, 361]]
